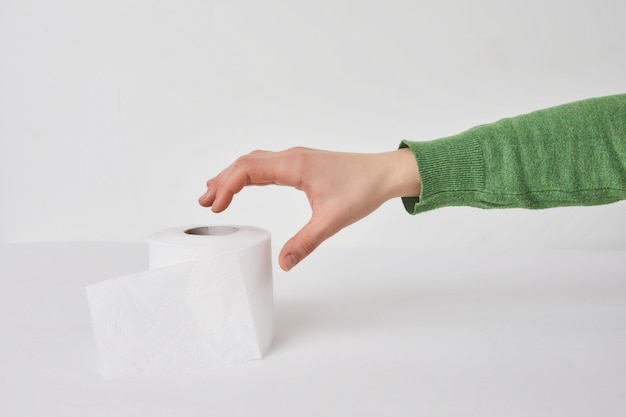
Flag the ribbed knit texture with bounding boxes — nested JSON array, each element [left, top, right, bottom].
[[400, 94, 626, 214]]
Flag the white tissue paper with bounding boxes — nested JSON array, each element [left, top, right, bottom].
[[86, 225, 273, 379]]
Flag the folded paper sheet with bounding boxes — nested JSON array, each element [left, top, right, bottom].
[[86, 225, 273, 379]]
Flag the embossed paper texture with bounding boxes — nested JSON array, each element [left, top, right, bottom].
[[86, 253, 261, 380]]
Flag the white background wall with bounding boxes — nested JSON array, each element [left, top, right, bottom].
[[1, 0, 625, 250]]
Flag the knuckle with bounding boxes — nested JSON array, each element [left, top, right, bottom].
[[298, 236, 318, 256], [233, 155, 251, 170], [285, 146, 308, 155], [283, 147, 310, 167]]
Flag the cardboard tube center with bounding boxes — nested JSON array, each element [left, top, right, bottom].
[[184, 226, 239, 236]]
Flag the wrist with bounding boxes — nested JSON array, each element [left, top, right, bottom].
[[385, 148, 421, 199]]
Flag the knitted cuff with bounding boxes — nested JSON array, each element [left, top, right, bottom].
[[400, 132, 485, 214]]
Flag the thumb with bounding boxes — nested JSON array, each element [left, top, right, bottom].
[[279, 217, 333, 271]]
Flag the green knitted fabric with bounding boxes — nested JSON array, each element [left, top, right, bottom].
[[400, 94, 626, 214]]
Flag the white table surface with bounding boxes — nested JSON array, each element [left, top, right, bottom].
[[1, 243, 625, 417]]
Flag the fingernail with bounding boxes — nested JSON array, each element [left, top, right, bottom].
[[283, 254, 298, 271]]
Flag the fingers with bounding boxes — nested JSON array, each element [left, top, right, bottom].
[[197, 153, 263, 211], [198, 149, 304, 211], [278, 215, 337, 271], [198, 179, 217, 207]]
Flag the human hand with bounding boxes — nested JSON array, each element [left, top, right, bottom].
[[198, 147, 420, 271]]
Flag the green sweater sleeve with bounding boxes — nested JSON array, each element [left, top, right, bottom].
[[400, 94, 626, 214]]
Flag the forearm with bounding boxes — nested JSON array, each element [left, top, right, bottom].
[[401, 94, 626, 214]]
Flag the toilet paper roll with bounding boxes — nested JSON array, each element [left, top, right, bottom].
[[86, 225, 273, 380]]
